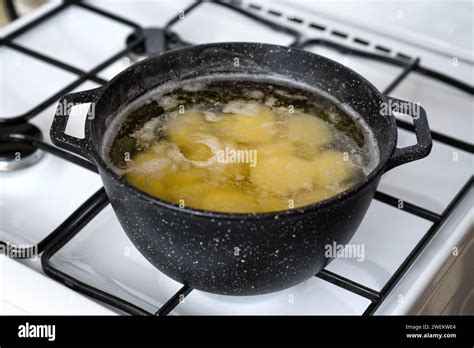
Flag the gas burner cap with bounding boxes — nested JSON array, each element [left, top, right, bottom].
[[126, 27, 168, 58], [0, 122, 44, 172]]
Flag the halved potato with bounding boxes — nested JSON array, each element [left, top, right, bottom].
[[250, 155, 317, 195], [200, 188, 258, 213], [157, 166, 212, 206], [165, 110, 213, 147], [286, 113, 332, 149], [255, 193, 289, 212], [180, 142, 214, 161], [218, 102, 277, 144], [212, 161, 249, 183], [312, 150, 353, 188], [125, 171, 149, 190], [168, 182, 216, 208], [146, 180, 173, 201], [291, 188, 335, 208], [256, 141, 296, 157], [125, 141, 174, 187], [126, 170, 170, 202], [161, 166, 208, 187]]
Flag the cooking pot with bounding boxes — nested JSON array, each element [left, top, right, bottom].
[[50, 43, 432, 295]]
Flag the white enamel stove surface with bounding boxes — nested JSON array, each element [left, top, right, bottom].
[[0, 0, 472, 315]]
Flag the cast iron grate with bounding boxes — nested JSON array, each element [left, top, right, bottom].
[[1, 0, 473, 316]]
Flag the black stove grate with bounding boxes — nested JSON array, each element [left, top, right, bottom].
[[1, 0, 473, 316]]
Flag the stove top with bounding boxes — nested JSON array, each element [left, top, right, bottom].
[[1, 0, 472, 315]]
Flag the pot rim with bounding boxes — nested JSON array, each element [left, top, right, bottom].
[[89, 42, 397, 220]]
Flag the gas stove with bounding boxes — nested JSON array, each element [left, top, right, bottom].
[[0, 0, 472, 316]]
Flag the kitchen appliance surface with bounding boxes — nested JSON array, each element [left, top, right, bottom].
[[0, 0, 472, 315]]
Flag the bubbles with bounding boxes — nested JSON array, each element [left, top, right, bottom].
[[130, 113, 169, 148]]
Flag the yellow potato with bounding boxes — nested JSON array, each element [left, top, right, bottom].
[[165, 110, 213, 147], [125, 170, 171, 201], [162, 166, 207, 187], [294, 144, 322, 160], [286, 113, 332, 149], [125, 171, 149, 190], [291, 188, 336, 208], [218, 103, 277, 144], [256, 141, 295, 157], [312, 150, 353, 188], [255, 193, 289, 212], [174, 184, 212, 206], [124, 99, 359, 213], [250, 155, 317, 195], [200, 188, 258, 213], [201, 140, 249, 182], [212, 162, 249, 183], [180, 142, 213, 161], [145, 180, 173, 201], [165, 112, 222, 163], [158, 166, 211, 205], [125, 141, 174, 188]]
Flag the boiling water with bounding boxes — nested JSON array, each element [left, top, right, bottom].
[[104, 76, 379, 213]]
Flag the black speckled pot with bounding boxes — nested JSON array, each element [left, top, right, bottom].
[[50, 43, 432, 295]]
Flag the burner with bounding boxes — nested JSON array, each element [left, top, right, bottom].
[[125, 27, 186, 61], [0, 122, 44, 171], [126, 27, 167, 58]]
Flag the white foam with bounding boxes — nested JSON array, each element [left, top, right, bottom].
[[158, 95, 179, 111], [246, 89, 265, 99], [222, 100, 262, 116], [186, 134, 221, 167], [203, 111, 220, 122], [130, 113, 167, 148]]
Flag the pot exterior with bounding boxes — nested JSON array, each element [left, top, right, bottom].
[[102, 170, 379, 295], [49, 43, 431, 296]]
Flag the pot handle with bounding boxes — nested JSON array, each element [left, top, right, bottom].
[[50, 87, 103, 162], [383, 96, 432, 172]]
